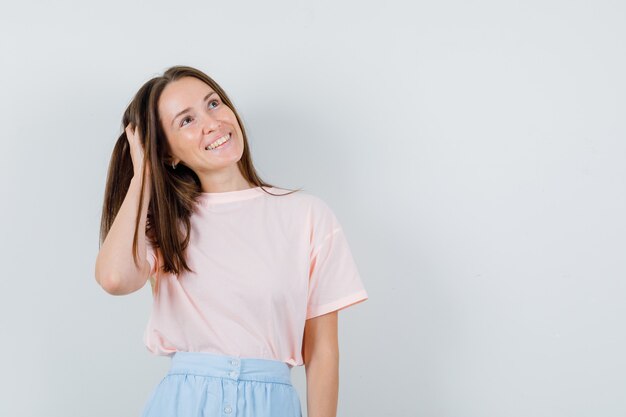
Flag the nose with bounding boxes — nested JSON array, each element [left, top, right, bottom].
[[200, 112, 221, 134]]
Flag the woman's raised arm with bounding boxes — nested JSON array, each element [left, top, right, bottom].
[[95, 123, 152, 295]]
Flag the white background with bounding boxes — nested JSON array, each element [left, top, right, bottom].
[[0, 0, 624, 416]]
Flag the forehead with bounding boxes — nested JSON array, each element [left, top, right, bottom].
[[159, 76, 216, 121]]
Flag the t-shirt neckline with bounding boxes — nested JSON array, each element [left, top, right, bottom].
[[198, 186, 268, 204]]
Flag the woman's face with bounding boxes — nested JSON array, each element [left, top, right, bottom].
[[158, 76, 245, 174]]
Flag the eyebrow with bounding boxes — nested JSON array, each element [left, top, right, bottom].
[[171, 91, 217, 127]]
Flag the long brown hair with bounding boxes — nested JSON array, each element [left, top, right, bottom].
[[99, 65, 302, 279]]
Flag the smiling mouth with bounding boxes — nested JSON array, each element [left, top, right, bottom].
[[205, 132, 231, 150]]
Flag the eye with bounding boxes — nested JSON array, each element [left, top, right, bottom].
[[180, 116, 192, 127], [179, 99, 220, 127]]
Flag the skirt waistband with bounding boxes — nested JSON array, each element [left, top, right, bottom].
[[167, 351, 292, 385]]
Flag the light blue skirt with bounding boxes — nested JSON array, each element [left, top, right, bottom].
[[140, 351, 302, 417]]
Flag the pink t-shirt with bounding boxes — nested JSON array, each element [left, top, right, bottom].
[[143, 186, 368, 368]]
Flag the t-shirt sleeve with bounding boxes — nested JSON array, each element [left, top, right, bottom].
[[306, 199, 369, 320]]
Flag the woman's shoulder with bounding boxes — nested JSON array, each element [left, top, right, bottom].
[[265, 186, 330, 210], [265, 187, 338, 225]]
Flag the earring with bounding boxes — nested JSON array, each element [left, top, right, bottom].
[[172, 162, 177, 169]]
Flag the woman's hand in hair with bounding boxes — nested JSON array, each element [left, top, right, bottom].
[[125, 123, 150, 179]]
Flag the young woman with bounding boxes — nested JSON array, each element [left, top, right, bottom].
[[95, 65, 369, 417]]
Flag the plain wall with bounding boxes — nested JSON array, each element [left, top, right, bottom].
[[0, 0, 624, 416]]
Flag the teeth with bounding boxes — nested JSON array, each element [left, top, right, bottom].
[[205, 133, 231, 150]]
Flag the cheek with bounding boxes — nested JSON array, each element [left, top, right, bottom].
[[181, 127, 202, 141], [229, 117, 243, 135], [222, 108, 238, 124], [170, 132, 196, 153]]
